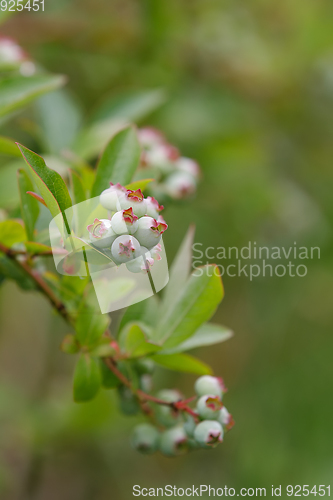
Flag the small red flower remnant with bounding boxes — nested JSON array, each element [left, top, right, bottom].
[[194, 421, 224, 449], [87, 218, 108, 239], [119, 240, 136, 258], [122, 208, 138, 225], [126, 189, 144, 202]]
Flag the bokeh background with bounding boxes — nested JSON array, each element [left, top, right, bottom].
[[1, 0, 333, 499]]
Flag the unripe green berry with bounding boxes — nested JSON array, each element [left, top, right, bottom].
[[131, 424, 159, 454], [196, 394, 223, 420], [155, 389, 182, 428], [118, 189, 147, 218], [165, 171, 196, 199], [126, 247, 154, 274], [100, 183, 126, 211], [183, 414, 197, 438], [194, 375, 226, 399], [134, 216, 167, 249], [159, 426, 188, 457], [111, 208, 138, 235], [87, 218, 117, 249], [145, 196, 164, 219], [217, 406, 234, 431], [194, 420, 223, 449], [111, 235, 141, 264]]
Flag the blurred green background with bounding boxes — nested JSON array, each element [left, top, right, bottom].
[[1, 0, 333, 498]]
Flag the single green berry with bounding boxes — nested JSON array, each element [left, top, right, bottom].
[[194, 420, 223, 449], [111, 208, 138, 235], [87, 218, 117, 248], [175, 157, 200, 180], [119, 189, 147, 218], [111, 235, 141, 264], [194, 375, 226, 399], [183, 414, 197, 438], [217, 406, 234, 431], [196, 394, 223, 420], [131, 423, 159, 454], [159, 426, 188, 457], [100, 183, 126, 211], [165, 171, 196, 199], [155, 389, 182, 427], [145, 196, 164, 219], [126, 246, 154, 274], [134, 216, 167, 249]]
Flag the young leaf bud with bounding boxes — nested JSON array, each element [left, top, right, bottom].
[[194, 420, 223, 449], [196, 394, 223, 420], [87, 218, 117, 248], [159, 426, 188, 457], [111, 208, 138, 235], [111, 235, 141, 264], [131, 424, 160, 454]]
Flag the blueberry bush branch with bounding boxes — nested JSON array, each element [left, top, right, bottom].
[[0, 119, 234, 457]]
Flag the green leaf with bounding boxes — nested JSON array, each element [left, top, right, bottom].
[[70, 169, 86, 204], [125, 178, 154, 192], [0, 74, 66, 118], [160, 323, 233, 354], [75, 304, 110, 349], [118, 295, 160, 333], [151, 353, 212, 375], [162, 225, 195, 311], [100, 360, 121, 389], [24, 242, 55, 254], [35, 89, 82, 154], [91, 126, 141, 197], [17, 169, 39, 241], [118, 322, 160, 358], [152, 265, 224, 349], [73, 354, 101, 403], [0, 136, 22, 157], [0, 220, 26, 247], [61, 334, 80, 354], [0, 160, 25, 209], [17, 144, 72, 233], [91, 89, 166, 123]]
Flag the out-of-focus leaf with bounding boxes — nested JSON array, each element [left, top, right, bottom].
[[75, 303, 110, 349], [160, 323, 233, 354], [17, 144, 72, 233], [0, 160, 25, 209], [125, 178, 154, 192], [118, 322, 160, 358], [91, 126, 141, 197], [17, 169, 39, 241], [91, 89, 166, 123], [100, 360, 121, 389], [24, 242, 56, 254], [151, 353, 212, 375], [152, 265, 224, 348], [73, 354, 101, 403], [118, 295, 160, 333], [0, 74, 66, 118], [61, 334, 80, 354], [36, 89, 82, 154], [162, 225, 195, 311], [70, 169, 86, 204], [72, 119, 126, 161], [0, 220, 26, 247], [0, 136, 21, 156]]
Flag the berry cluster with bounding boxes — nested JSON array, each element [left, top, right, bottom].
[[138, 128, 201, 200], [87, 184, 167, 273], [131, 376, 234, 457]]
